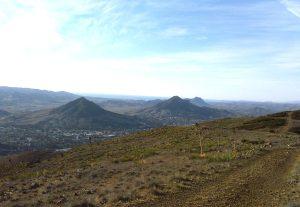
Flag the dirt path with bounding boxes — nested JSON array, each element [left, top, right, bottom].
[[286, 112, 294, 132], [137, 148, 300, 207], [283, 152, 300, 206]]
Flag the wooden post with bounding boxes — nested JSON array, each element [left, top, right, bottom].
[[199, 126, 209, 158], [232, 128, 237, 157], [217, 128, 222, 153]]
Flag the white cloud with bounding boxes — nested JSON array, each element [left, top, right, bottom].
[[0, 1, 66, 56], [0, 0, 300, 101], [281, 0, 300, 18], [161, 27, 188, 37]]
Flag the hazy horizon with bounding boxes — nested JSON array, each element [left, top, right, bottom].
[[2, 85, 300, 103], [1, 0, 300, 102]]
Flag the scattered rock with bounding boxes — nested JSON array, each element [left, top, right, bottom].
[[56, 195, 67, 205], [30, 182, 39, 189], [86, 189, 96, 194]]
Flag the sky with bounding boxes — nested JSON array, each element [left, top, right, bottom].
[[0, 0, 300, 102]]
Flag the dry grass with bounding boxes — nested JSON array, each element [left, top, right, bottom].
[[0, 118, 299, 207]]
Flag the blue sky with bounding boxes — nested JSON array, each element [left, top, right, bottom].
[[0, 0, 300, 101]]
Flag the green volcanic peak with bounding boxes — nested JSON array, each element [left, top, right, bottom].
[[0, 98, 156, 130], [189, 97, 209, 107], [0, 110, 10, 118], [137, 96, 233, 125], [53, 97, 107, 117], [154, 96, 193, 111], [38, 97, 155, 130]]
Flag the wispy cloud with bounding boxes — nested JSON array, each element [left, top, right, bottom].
[[160, 27, 189, 37], [0, 0, 300, 101], [280, 0, 300, 18]]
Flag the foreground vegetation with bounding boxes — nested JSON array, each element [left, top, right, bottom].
[[0, 115, 299, 206]]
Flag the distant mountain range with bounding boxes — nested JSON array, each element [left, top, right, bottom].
[[207, 100, 300, 117], [0, 98, 155, 130], [0, 96, 235, 129], [136, 96, 233, 125], [0, 86, 299, 119], [0, 86, 160, 114], [0, 86, 79, 112]]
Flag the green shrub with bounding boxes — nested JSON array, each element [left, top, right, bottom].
[[240, 117, 287, 130], [291, 111, 300, 120], [206, 152, 235, 162]]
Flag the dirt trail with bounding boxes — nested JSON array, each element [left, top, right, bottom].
[[286, 111, 300, 133], [138, 148, 300, 207], [285, 112, 294, 132]]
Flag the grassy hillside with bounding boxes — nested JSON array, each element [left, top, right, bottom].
[[239, 110, 300, 134], [0, 116, 299, 207]]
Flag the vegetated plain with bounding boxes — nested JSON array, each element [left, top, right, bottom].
[[0, 111, 300, 207]]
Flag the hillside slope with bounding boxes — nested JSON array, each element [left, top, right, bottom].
[[0, 115, 299, 207], [239, 110, 300, 134], [137, 96, 233, 125]]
